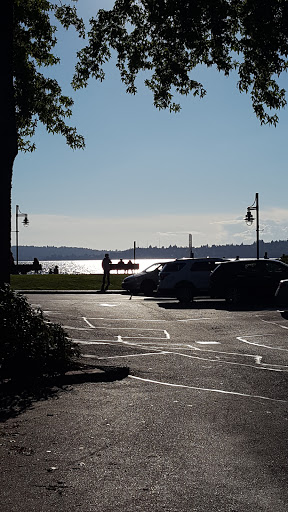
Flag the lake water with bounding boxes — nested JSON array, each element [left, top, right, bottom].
[[19, 259, 173, 275]]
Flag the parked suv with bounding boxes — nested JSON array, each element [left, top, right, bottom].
[[122, 262, 169, 295], [274, 279, 288, 309], [157, 258, 228, 303], [210, 258, 288, 305]]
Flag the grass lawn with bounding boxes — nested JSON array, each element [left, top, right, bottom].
[[10, 274, 125, 291]]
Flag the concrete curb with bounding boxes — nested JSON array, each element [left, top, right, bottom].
[[59, 365, 130, 385]]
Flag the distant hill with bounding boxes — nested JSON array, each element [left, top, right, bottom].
[[12, 246, 104, 261], [11, 240, 288, 261]]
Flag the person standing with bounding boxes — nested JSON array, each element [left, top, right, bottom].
[[101, 253, 112, 291]]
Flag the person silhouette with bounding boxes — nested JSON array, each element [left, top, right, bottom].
[[101, 253, 112, 291]]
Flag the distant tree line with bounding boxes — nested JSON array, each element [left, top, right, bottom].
[[12, 240, 288, 261]]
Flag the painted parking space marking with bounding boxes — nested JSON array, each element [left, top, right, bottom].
[[83, 317, 96, 328], [93, 336, 288, 372], [66, 316, 288, 372], [99, 303, 122, 307], [83, 316, 212, 324], [73, 340, 112, 345], [259, 317, 288, 330], [74, 333, 288, 372], [79, 327, 170, 341], [63, 326, 93, 331], [157, 349, 288, 372], [95, 351, 171, 360], [54, 311, 288, 373], [42, 311, 63, 316], [237, 335, 288, 352], [195, 341, 221, 345], [81, 317, 170, 341], [129, 376, 287, 403], [177, 317, 211, 322], [68, 316, 172, 360]]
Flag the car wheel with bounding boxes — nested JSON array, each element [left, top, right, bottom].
[[140, 280, 155, 296], [226, 287, 241, 305], [176, 285, 194, 304]]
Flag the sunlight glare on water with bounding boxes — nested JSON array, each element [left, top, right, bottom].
[[20, 259, 173, 275]]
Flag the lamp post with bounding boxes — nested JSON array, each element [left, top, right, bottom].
[[189, 233, 194, 258], [244, 193, 259, 259], [16, 205, 29, 266]]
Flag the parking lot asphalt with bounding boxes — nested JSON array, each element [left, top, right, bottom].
[[2, 292, 288, 511]]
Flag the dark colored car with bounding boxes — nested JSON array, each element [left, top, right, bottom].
[[275, 279, 288, 316], [210, 258, 288, 305], [121, 262, 168, 295]]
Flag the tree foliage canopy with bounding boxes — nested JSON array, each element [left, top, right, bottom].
[[14, 0, 85, 151], [73, 0, 288, 126]]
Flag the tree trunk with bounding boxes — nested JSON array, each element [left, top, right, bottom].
[[0, 0, 18, 287]]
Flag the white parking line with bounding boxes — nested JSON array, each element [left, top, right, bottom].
[[237, 336, 288, 352], [177, 318, 211, 322], [99, 303, 122, 307], [97, 351, 170, 360], [260, 318, 288, 330], [63, 326, 92, 331], [83, 317, 167, 323], [67, 315, 288, 374], [81, 317, 170, 341], [73, 340, 112, 345], [129, 376, 286, 403], [158, 349, 288, 372], [83, 316, 212, 323], [76, 334, 288, 372], [195, 341, 220, 345], [83, 317, 95, 328]]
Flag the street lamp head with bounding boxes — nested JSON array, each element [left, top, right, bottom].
[[245, 209, 254, 226], [22, 215, 29, 226]]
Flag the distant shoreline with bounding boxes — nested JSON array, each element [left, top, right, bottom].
[[12, 240, 288, 261]]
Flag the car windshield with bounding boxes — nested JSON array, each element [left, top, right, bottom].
[[144, 263, 163, 273]]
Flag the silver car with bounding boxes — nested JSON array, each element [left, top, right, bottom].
[[122, 262, 168, 295], [158, 257, 228, 303]]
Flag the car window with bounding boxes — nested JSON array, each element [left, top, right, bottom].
[[264, 261, 288, 274], [191, 261, 219, 272], [242, 262, 263, 273], [162, 261, 186, 272]]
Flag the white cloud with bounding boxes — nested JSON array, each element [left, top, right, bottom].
[[210, 219, 243, 226]]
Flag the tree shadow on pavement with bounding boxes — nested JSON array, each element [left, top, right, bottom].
[[156, 299, 278, 312], [0, 378, 62, 422], [0, 364, 129, 422]]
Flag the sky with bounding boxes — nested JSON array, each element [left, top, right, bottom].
[[12, 0, 288, 252]]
